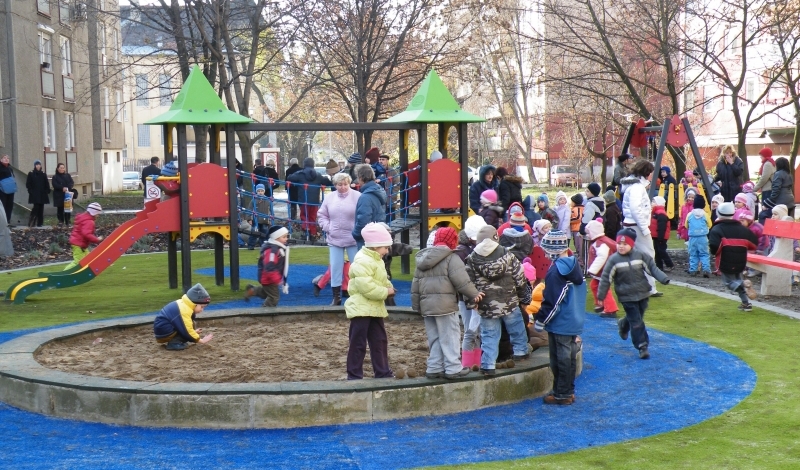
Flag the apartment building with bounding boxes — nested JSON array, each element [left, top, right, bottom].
[[0, 0, 124, 223]]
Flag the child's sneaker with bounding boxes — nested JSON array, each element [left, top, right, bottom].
[[689, 271, 698, 277], [702, 271, 710, 278], [738, 302, 753, 312], [600, 311, 617, 318], [639, 347, 650, 359], [594, 304, 604, 313], [743, 280, 758, 300], [793, 275, 800, 286], [618, 318, 628, 341]]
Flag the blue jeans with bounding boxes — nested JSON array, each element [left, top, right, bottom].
[[479, 309, 528, 370], [688, 236, 710, 273], [329, 245, 358, 287], [548, 333, 579, 399], [459, 301, 480, 351], [620, 299, 650, 350]]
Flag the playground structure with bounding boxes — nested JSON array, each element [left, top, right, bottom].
[[6, 67, 485, 302]]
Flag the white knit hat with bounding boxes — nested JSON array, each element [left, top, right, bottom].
[[652, 196, 666, 207], [772, 204, 789, 219], [585, 220, 605, 241], [464, 215, 488, 241], [86, 202, 103, 216]]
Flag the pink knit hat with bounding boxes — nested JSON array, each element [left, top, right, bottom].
[[521, 257, 537, 281], [361, 222, 393, 247], [734, 193, 748, 205], [480, 189, 498, 204], [585, 220, 605, 241]]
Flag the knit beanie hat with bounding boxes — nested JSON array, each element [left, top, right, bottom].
[[475, 225, 499, 244], [430, 150, 443, 162], [570, 193, 583, 206], [268, 226, 289, 240], [536, 193, 549, 205], [555, 191, 567, 204], [742, 181, 755, 193], [521, 257, 537, 282], [717, 202, 735, 218], [365, 147, 381, 162], [325, 159, 339, 175], [255, 183, 266, 192], [693, 194, 706, 210], [348, 152, 362, 164], [684, 187, 697, 199], [772, 204, 789, 219], [739, 210, 754, 222], [652, 196, 666, 207], [734, 193, 748, 205], [361, 222, 393, 247], [587, 182, 601, 197], [433, 227, 458, 249], [464, 215, 488, 241], [86, 202, 103, 216], [533, 219, 551, 234], [585, 220, 605, 241], [480, 189, 498, 205], [759, 148, 773, 159], [303, 157, 315, 168], [603, 190, 617, 204], [684, 170, 693, 178], [509, 204, 526, 224], [161, 161, 179, 177], [712, 194, 725, 206], [33, 159, 42, 168], [616, 227, 637, 244], [541, 230, 570, 259], [186, 283, 210, 305]]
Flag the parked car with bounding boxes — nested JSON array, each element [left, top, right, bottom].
[[550, 165, 580, 187], [122, 171, 142, 191]]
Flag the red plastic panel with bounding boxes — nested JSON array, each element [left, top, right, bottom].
[[665, 115, 689, 147], [529, 246, 552, 281], [428, 159, 462, 210], [630, 118, 648, 149], [762, 218, 800, 239], [187, 163, 231, 218]]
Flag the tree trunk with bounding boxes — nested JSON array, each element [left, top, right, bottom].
[[194, 125, 208, 163]]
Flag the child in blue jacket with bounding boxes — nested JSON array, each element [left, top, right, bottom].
[[153, 283, 214, 350], [533, 230, 585, 405]]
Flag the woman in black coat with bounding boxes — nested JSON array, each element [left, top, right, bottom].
[[496, 167, 524, 217], [51, 163, 75, 227], [25, 160, 50, 227], [759, 157, 795, 223], [714, 145, 744, 202], [0, 154, 14, 223]]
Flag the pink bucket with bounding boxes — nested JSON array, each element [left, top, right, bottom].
[[461, 348, 482, 368]]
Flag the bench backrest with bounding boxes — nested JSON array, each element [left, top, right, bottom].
[[762, 218, 799, 239]]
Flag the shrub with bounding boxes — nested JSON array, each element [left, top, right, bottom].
[[48, 243, 63, 255]]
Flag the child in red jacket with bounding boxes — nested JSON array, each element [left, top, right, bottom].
[[650, 196, 674, 271], [585, 220, 618, 318], [64, 202, 103, 271], [258, 226, 290, 307]]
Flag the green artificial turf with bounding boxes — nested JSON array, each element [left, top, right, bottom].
[[4, 247, 799, 468]]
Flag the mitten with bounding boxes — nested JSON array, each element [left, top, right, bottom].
[[534, 320, 544, 332], [282, 284, 289, 295]]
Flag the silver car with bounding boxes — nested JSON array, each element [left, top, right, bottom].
[[122, 171, 142, 190]]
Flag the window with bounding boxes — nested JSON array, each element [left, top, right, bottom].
[[684, 88, 695, 111], [726, 28, 739, 58], [137, 124, 150, 147], [39, 31, 53, 70], [43, 109, 56, 150], [684, 43, 696, 68], [67, 152, 77, 174], [103, 87, 111, 140], [123, 104, 128, 122], [45, 152, 58, 176], [746, 78, 756, 103], [104, 153, 108, 164], [159, 74, 172, 106], [60, 36, 72, 75], [64, 112, 75, 150], [37, 0, 49, 15], [99, 23, 107, 76], [116, 90, 122, 122], [113, 29, 119, 62], [135, 74, 148, 106], [59, 1, 71, 24], [703, 84, 717, 113], [99, 0, 105, 11]]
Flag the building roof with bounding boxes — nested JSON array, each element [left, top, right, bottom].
[[145, 66, 253, 125], [384, 70, 485, 123]]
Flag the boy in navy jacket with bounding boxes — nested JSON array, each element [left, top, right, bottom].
[[153, 283, 214, 350], [533, 230, 585, 405]]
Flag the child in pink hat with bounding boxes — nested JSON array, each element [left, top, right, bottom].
[[478, 189, 503, 228]]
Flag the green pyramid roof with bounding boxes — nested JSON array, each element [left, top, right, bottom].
[[384, 70, 485, 123], [146, 66, 253, 125]]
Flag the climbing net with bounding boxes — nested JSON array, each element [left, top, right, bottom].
[[236, 165, 422, 245]]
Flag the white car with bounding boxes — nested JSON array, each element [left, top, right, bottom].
[[122, 171, 142, 191]]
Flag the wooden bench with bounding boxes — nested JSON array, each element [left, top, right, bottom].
[[746, 218, 800, 296]]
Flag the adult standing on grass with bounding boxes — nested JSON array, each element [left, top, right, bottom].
[[714, 145, 744, 202], [612, 153, 632, 189], [469, 165, 497, 215], [352, 164, 387, 250], [0, 154, 15, 224], [25, 160, 50, 227], [758, 157, 795, 224], [317, 172, 361, 306], [141, 157, 161, 197], [286, 157, 331, 239], [620, 159, 661, 297], [753, 148, 775, 198], [284, 158, 302, 220], [51, 163, 75, 227]]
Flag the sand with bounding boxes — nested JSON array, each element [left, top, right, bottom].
[[35, 317, 431, 382]]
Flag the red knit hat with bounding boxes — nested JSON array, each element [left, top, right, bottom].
[[433, 227, 458, 249], [759, 148, 773, 160]]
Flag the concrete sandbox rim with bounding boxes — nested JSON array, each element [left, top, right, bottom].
[[0, 306, 577, 429]]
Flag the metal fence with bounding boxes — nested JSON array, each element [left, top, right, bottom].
[[123, 158, 151, 173]]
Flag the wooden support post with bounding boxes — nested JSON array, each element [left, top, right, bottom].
[[458, 123, 469, 224], [419, 125, 429, 248], [177, 124, 192, 292], [167, 235, 178, 289], [399, 129, 410, 275], [649, 121, 670, 198], [683, 117, 715, 199], [438, 123, 448, 159], [227, 124, 240, 291]]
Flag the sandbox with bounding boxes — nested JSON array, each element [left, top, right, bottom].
[[0, 307, 580, 429]]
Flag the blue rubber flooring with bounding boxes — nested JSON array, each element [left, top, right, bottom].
[[0, 265, 756, 469]]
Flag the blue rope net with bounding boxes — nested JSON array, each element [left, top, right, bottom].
[[236, 166, 422, 245]]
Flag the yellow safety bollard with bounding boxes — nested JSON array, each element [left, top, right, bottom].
[[694, 183, 712, 225], [665, 184, 675, 219]]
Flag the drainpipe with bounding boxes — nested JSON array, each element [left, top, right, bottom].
[[4, 0, 19, 167]]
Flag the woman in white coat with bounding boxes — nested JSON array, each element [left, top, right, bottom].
[[620, 159, 661, 296]]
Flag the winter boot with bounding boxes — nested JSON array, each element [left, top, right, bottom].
[[331, 286, 342, 306]]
